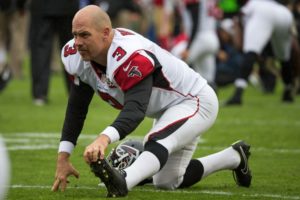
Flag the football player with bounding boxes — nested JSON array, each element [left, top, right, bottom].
[[182, 0, 221, 90], [51, 5, 252, 197], [170, 0, 221, 90], [226, 0, 296, 105]]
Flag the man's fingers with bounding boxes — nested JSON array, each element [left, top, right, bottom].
[[92, 148, 100, 162], [60, 179, 67, 192], [72, 168, 80, 179], [51, 179, 60, 192], [84, 138, 109, 164], [99, 146, 105, 159], [83, 150, 91, 164], [84, 147, 102, 163]]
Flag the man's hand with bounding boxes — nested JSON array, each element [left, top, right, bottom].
[[52, 152, 79, 192], [83, 134, 110, 164], [181, 49, 189, 61]]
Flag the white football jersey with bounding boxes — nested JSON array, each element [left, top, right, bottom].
[[62, 28, 207, 118]]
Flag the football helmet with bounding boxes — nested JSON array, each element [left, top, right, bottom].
[[107, 140, 144, 170]]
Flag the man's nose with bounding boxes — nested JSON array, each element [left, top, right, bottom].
[[74, 37, 83, 47]]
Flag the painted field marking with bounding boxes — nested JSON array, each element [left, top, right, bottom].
[[9, 184, 300, 200], [1, 132, 300, 154]]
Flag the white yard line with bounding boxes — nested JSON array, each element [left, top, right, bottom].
[[9, 184, 300, 200], [7, 144, 57, 151], [1, 132, 300, 154], [216, 119, 300, 126], [6, 144, 300, 154]]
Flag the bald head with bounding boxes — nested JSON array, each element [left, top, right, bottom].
[[72, 5, 114, 64], [73, 5, 112, 31]]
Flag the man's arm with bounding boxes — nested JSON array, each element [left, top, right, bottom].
[[83, 74, 153, 163], [110, 73, 153, 139], [52, 79, 94, 192], [59, 79, 94, 152]]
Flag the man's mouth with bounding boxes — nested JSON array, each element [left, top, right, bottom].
[[78, 49, 89, 56]]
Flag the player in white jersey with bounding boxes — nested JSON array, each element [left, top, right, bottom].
[[226, 0, 295, 105], [171, 0, 221, 89], [51, 5, 252, 197], [185, 0, 221, 88]]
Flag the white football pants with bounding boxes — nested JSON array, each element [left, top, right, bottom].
[[144, 84, 218, 189]]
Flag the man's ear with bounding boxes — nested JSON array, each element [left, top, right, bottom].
[[103, 27, 110, 39]]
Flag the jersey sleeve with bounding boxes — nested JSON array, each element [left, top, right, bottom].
[[61, 39, 82, 76], [61, 80, 94, 148], [113, 51, 155, 91]]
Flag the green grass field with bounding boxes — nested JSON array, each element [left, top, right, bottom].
[[0, 68, 299, 200]]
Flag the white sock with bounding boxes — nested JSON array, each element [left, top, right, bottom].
[[234, 78, 248, 89], [124, 151, 160, 190], [198, 146, 240, 179]]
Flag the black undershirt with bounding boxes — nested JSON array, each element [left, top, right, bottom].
[[60, 74, 153, 145]]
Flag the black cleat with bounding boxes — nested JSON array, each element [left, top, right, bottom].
[[225, 96, 242, 105], [224, 87, 243, 106], [282, 88, 294, 103], [231, 140, 252, 187], [90, 159, 128, 198]]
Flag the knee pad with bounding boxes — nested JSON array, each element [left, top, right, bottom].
[[144, 140, 169, 170], [179, 159, 204, 188]]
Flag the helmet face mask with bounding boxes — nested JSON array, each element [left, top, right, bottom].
[[108, 140, 144, 170]]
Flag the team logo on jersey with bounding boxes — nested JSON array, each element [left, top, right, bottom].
[[128, 66, 142, 78], [100, 74, 116, 88], [106, 79, 116, 88]]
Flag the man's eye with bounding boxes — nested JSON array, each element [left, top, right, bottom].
[[82, 34, 89, 38]]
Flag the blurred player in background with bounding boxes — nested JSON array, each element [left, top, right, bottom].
[[51, 5, 252, 197], [182, 0, 221, 90], [170, 0, 222, 91], [215, 18, 243, 86], [226, 0, 297, 105]]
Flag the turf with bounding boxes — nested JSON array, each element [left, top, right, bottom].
[[0, 68, 299, 200]]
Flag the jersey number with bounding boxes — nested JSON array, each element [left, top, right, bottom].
[[64, 44, 77, 57], [112, 47, 126, 61]]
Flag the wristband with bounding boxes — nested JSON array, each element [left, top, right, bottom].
[[101, 126, 120, 143], [58, 141, 75, 154]]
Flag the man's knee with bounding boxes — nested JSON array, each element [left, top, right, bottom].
[[154, 179, 179, 190]]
